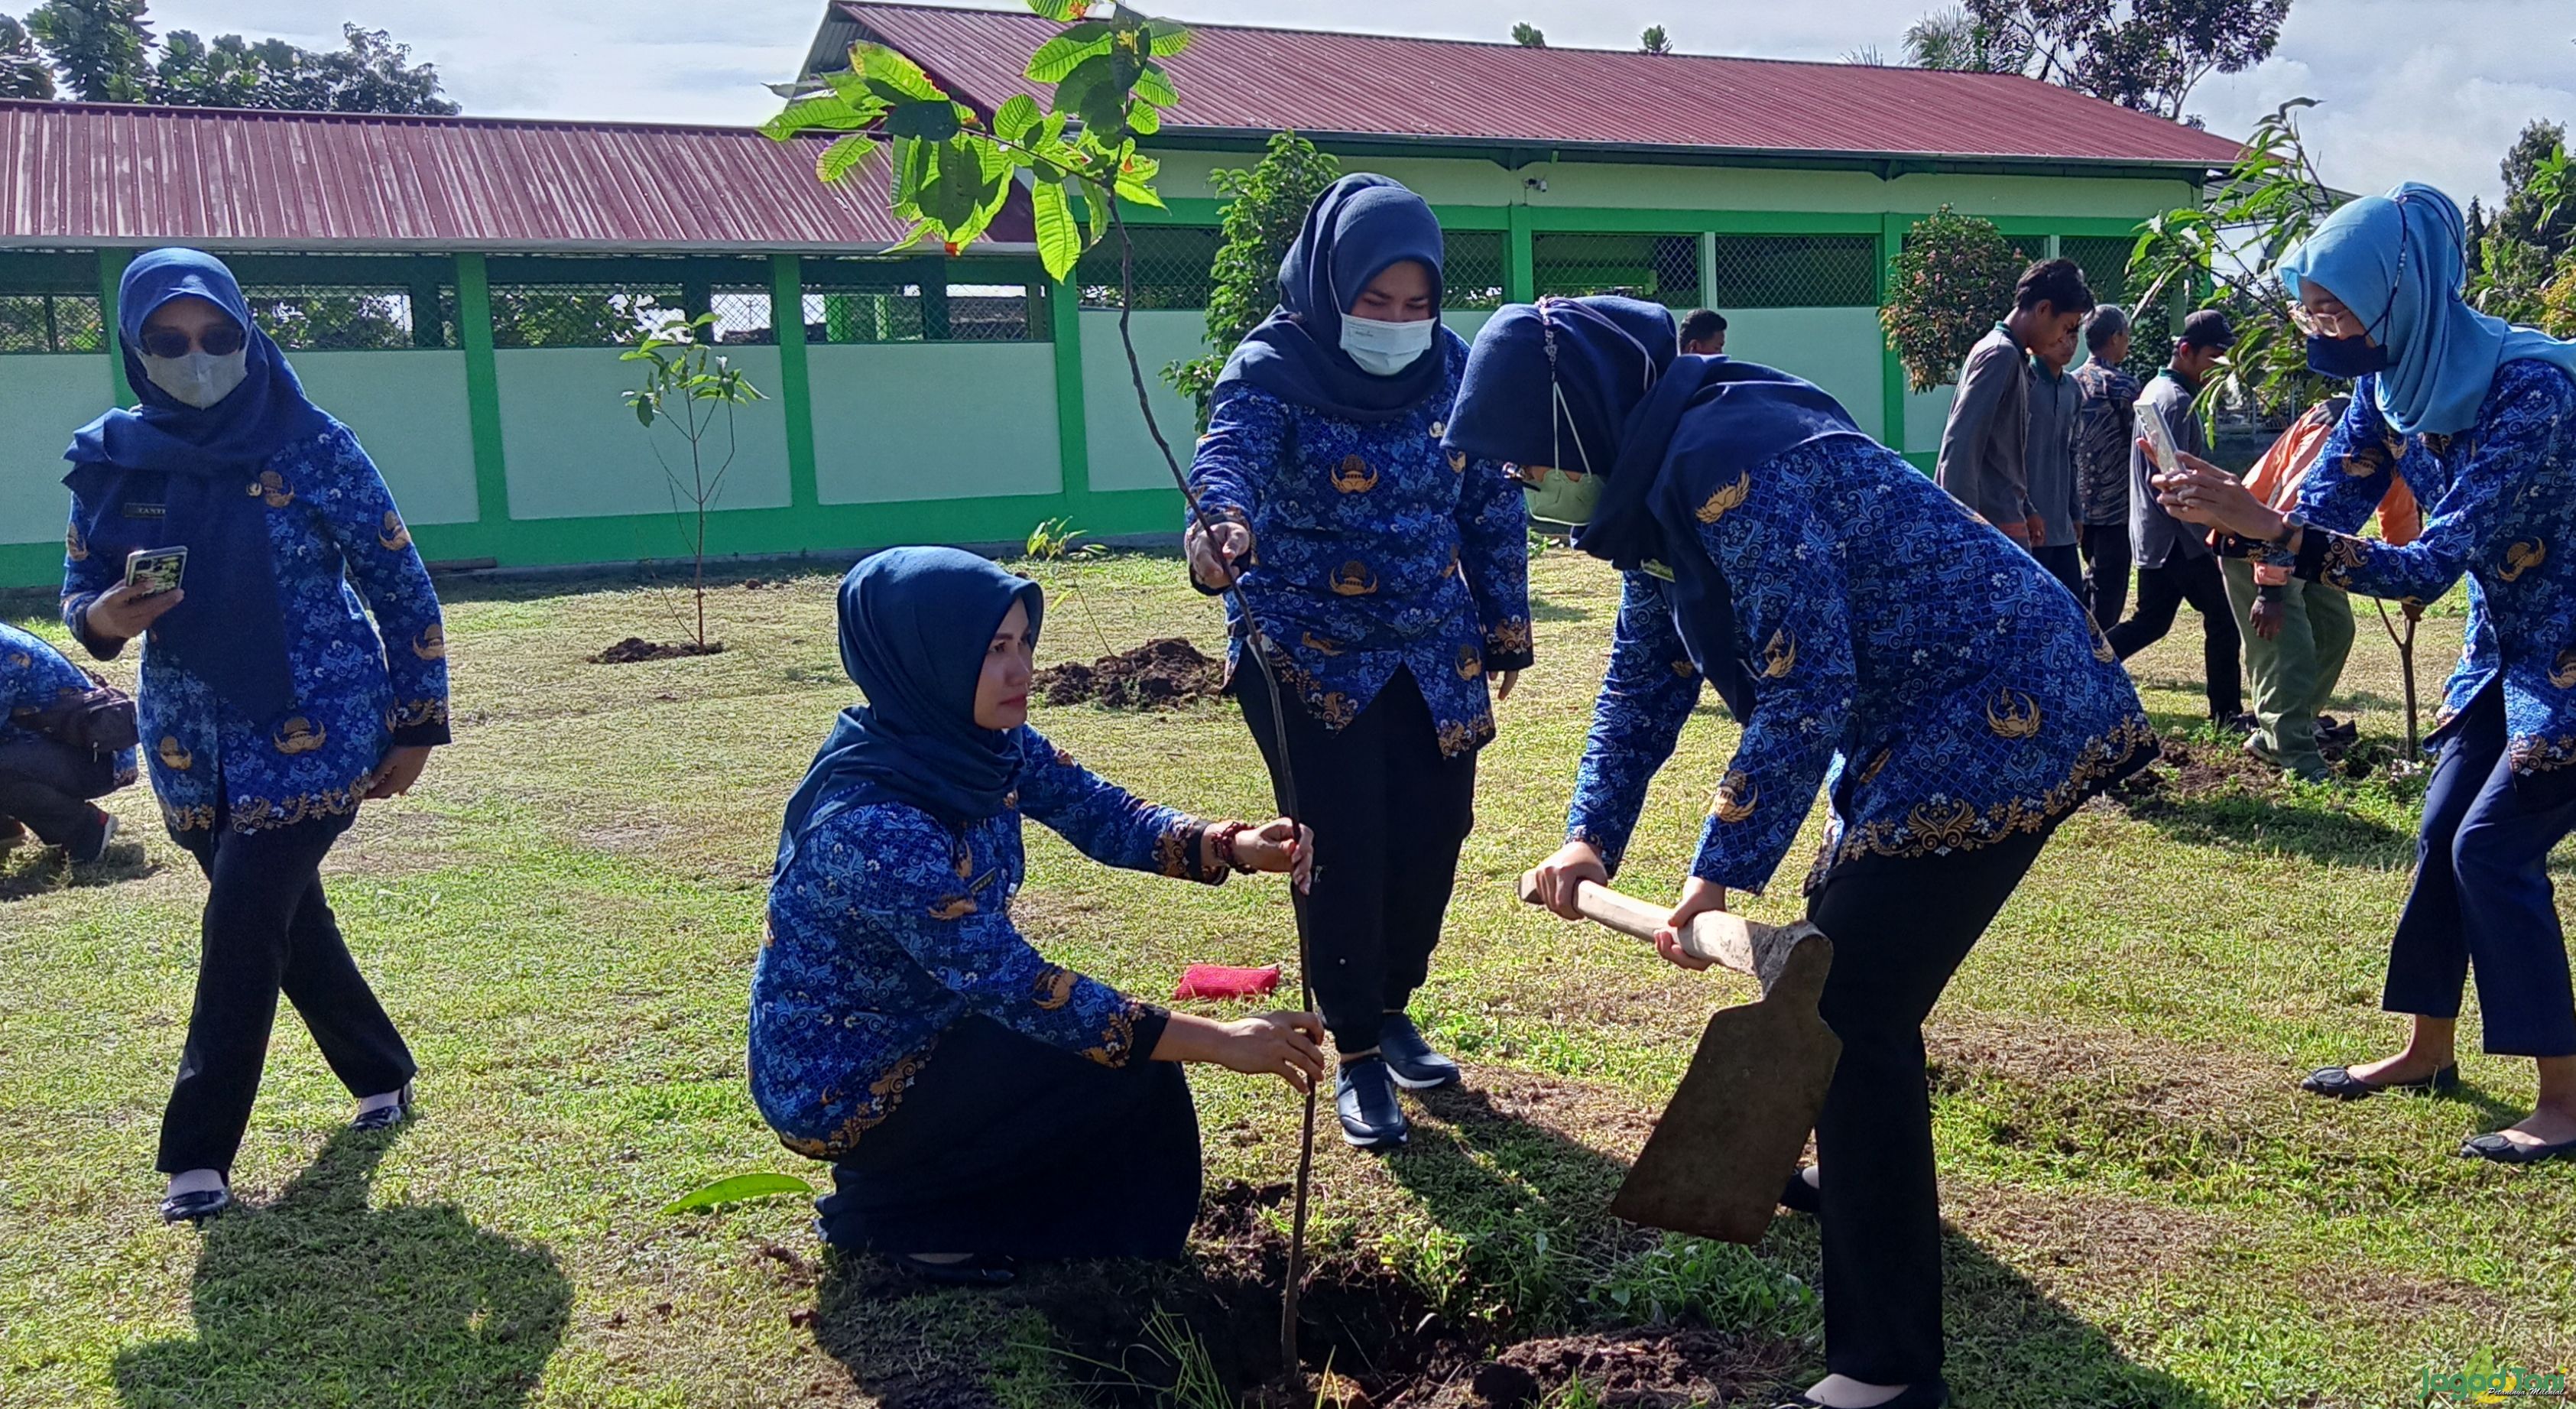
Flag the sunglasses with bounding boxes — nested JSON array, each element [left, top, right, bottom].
[[139, 323, 247, 360]]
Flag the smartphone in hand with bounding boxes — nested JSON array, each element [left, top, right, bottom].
[[2137, 402, 2182, 480], [125, 547, 187, 597]]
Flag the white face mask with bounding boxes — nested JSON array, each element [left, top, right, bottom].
[[1340, 313, 1437, 377], [141, 349, 249, 409]]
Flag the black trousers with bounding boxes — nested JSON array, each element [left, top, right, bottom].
[[2104, 551, 2244, 721], [1235, 665, 1478, 1054], [2385, 684, 2576, 1057], [2032, 543, 2086, 602], [157, 813, 415, 1176], [819, 1015, 1202, 1258], [1806, 826, 2054, 1385], [2078, 524, 2132, 631], [0, 736, 116, 852]]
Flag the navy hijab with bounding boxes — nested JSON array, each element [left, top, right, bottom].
[[1213, 174, 1453, 423], [64, 248, 334, 719], [1443, 296, 1867, 720], [776, 547, 1046, 875]]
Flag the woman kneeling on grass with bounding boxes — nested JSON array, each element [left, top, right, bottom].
[[750, 547, 1323, 1285], [1463, 299, 2153, 1409]]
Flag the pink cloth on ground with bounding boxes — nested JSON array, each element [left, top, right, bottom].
[[1173, 963, 1281, 1001]]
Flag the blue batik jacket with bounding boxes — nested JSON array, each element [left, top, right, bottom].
[[751, 726, 1229, 1159], [0, 620, 138, 784], [2273, 360, 2576, 774], [1189, 333, 1533, 755], [62, 423, 451, 837], [1567, 438, 2154, 895]]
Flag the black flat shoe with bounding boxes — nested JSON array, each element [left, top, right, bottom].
[[891, 1252, 1017, 1286], [352, 1080, 415, 1131], [1379, 1012, 1462, 1091], [159, 1186, 231, 1224], [1336, 1055, 1409, 1149], [1771, 1377, 1949, 1408], [2300, 1063, 2459, 1099], [1779, 1167, 1822, 1216], [2458, 1131, 2576, 1164]]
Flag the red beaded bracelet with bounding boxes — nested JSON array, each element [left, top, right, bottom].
[[1211, 820, 1257, 874]]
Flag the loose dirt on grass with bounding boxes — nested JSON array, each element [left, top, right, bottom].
[[591, 637, 728, 664], [2108, 729, 2393, 809], [1035, 638, 1227, 709]]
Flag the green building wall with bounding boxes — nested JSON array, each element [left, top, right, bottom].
[[0, 154, 2194, 589]]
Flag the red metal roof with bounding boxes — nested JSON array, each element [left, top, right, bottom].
[[827, 2, 2243, 170], [0, 100, 1033, 252]]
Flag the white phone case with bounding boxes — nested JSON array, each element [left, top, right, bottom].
[[2137, 401, 2182, 478]]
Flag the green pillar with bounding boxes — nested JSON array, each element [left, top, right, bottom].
[[1049, 278, 1093, 511], [1505, 203, 1536, 304], [453, 253, 513, 530], [99, 248, 133, 406], [772, 253, 819, 511], [1878, 213, 1908, 455]]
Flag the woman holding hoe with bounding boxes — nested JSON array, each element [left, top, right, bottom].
[[751, 547, 1322, 1284], [2154, 183, 2576, 1165], [1184, 174, 1533, 1150], [1458, 297, 2149, 1409]]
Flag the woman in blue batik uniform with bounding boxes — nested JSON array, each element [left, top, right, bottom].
[[60, 248, 452, 1224], [752, 548, 1324, 1284], [1184, 174, 1532, 1149], [2157, 183, 2576, 1165], [1461, 298, 2152, 1409]]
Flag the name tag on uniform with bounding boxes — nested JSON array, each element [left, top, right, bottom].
[[121, 502, 167, 520]]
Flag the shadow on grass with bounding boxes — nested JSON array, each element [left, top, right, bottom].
[[113, 1125, 569, 1409], [0, 836, 155, 902]]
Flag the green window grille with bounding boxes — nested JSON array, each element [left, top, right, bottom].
[[238, 284, 456, 350], [487, 283, 682, 349], [1709, 235, 1879, 308], [800, 258, 1049, 343], [1075, 226, 1219, 310], [2062, 235, 2138, 307], [1444, 231, 1507, 310], [1531, 232, 1702, 307], [0, 291, 106, 354], [706, 286, 778, 345]]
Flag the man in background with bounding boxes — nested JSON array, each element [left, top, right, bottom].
[[2072, 305, 2143, 628], [2105, 309, 2247, 728], [2026, 324, 2085, 598], [1935, 258, 2094, 549], [1679, 308, 1727, 355], [2221, 395, 2421, 781]]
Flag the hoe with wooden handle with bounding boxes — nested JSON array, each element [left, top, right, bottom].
[[1516, 872, 1841, 1245]]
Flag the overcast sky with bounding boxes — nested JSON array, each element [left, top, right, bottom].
[[134, 0, 2576, 206]]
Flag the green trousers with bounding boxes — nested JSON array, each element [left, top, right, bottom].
[[2220, 557, 2356, 781]]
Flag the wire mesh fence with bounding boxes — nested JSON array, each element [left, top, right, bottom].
[[0, 292, 107, 353], [238, 284, 456, 350], [1709, 235, 1880, 308], [707, 286, 777, 344], [1445, 231, 1507, 310], [488, 283, 683, 349], [2062, 235, 2137, 307], [1531, 232, 1703, 307], [1076, 226, 1221, 310], [799, 265, 1046, 343]]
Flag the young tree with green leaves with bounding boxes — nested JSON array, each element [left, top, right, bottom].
[[1162, 131, 1342, 420], [620, 312, 766, 654]]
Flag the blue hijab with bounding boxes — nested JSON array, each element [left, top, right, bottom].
[[1443, 296, 1868, 721], [1213, 174, 1455, 423], [2280, 182, 2576, 437], [775, 548, 1046, 875], [63, 248, 334, 719]]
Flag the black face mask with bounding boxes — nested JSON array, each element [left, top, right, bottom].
[[2306, 333, 2391, 380]]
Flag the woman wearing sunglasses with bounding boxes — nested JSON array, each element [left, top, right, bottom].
[[59, 248, 452, 1222], [2154, 183, 2576, 1165]]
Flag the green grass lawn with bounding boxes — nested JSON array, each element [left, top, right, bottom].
[[2, 549, 2569, 1409]]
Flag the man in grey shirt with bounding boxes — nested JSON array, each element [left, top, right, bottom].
[[2103, 309, 2245, 725], [2026, 326, 2084, 597], [1934, 258, 2093, 549]]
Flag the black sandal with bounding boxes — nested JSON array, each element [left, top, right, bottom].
[[159, 1182, 231, 1225], [2299, 1063, 2458, 1099], [890, 1252, 1017, 1287], [2458, 1131, 2576, 1164]]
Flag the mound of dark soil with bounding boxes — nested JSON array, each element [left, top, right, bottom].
[[2108, 728, 2392, 809], [1035, 638, 1225, 709], [591, 638, 725, 665]]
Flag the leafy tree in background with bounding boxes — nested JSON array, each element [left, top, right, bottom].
[[2499, 119, 2574, 258], [1879, 206, 2029, 392], [23, 0, 148, 101], [15, 0, 453, 113], [1510, 23, 1546, 47], [1903, 0, 2288, 123], [0, 14, 54, 97], [1640, 25, 1672, 54], [1843, 44, 1889, 65], [1903, 5, 2026, 72], [1162, 130, 1341, 421]]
